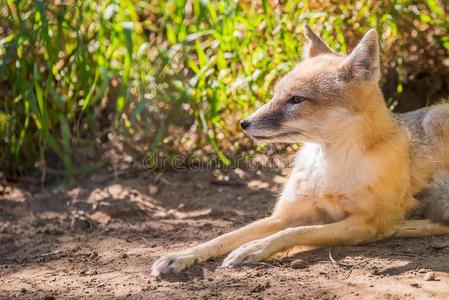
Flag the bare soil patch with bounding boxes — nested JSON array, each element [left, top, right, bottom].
[[1, 169, 449, 299]]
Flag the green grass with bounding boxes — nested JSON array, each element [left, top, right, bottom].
[[1, 0, 449, 182]]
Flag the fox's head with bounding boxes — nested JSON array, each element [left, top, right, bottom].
[[241, 26, 385, 144]]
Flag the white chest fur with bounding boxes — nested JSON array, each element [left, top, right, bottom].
[[280, 142, 381, 202]]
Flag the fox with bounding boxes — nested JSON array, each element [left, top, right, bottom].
[[151, 25, 449, 276]]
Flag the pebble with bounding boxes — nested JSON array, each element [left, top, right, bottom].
[[417, 268, 427, 274], [81, 269, 98, 276], [149, 184, 159, 195], [89, 251, 98, 259], [291, 259, 307, 269], [424, 272, 435, 281], [431, 239, 449, 250]]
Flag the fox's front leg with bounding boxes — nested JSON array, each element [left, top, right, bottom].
[[150, 216, 289, 276], [150, 199, 316, 276], [222, 217, 380, 267]]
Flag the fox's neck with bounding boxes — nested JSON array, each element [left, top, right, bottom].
[[295, 103, 400, 194], [341, 84, 397, 145], [305, 93, 399, 165]]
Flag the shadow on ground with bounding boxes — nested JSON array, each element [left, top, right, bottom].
[[1, 169, 449, 299]]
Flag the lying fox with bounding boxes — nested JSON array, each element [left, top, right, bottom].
[[151, 26, 449, 276]]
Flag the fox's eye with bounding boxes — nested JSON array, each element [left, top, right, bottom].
[[287, 95, 309, 104]]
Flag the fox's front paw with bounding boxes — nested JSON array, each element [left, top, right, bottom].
[[222, 239, 271, 267], [150, 251, 197, 276]]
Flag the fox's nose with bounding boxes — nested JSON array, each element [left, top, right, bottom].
[[240, 119, 250, 130]]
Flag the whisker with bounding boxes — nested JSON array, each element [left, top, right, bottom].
[[286, 133, 300, 144]]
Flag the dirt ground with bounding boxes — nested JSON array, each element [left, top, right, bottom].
[[2, 168, 449, 299]]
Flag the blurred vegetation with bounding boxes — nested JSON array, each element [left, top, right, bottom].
[[1, 0, 449, 183]]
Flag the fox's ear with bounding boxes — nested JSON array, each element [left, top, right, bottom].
[[339, 29, 380, 82], [302, 25, 334, 59]]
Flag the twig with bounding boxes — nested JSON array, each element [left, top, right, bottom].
[[328, 248, 353, 268], [328, 248, 374, 280], [1, 250, 66, 263], [328, 221, 406, 280], [31, 250, 65, 259], [254, 261, 274, 267]]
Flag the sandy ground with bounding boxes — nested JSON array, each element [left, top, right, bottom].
[[1, 169, 449, 299]]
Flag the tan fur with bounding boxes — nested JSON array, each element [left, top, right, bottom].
[[151, 26, 449, 276]]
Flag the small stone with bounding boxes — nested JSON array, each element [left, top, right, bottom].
[[431, 238, 449, 250], [417, 268, 427, 273], [291, 259, 307, 269], [20, 288, 27, 293], [149, 184, 159, 195], [250, 284, 265, 293], [424, 272, 435, 281], [121, 253, 128, 259], [81, 269, 98, 276], [432, 243, 446, 250], [410, 283, 420, 288]]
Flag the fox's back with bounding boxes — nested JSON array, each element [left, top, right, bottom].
[[395, 103, 449, 223], [395, 103, 449, 194]]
